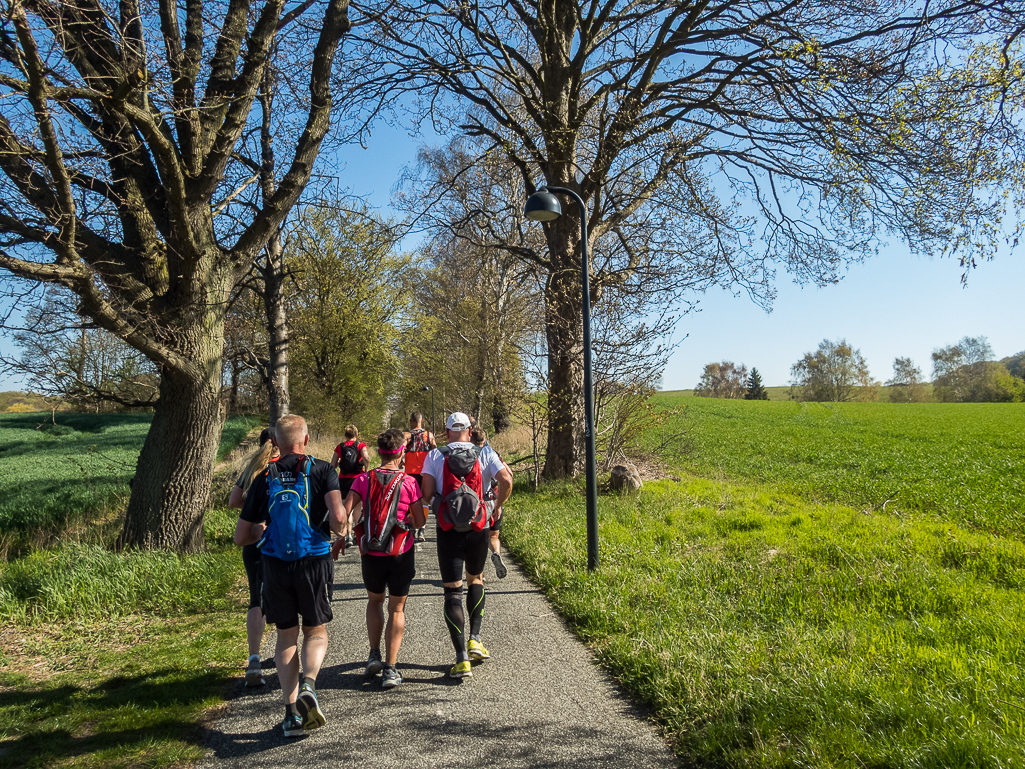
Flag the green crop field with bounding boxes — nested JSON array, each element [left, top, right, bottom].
[[649, 397, 1025, 538], [0, 412, 261, 544], [501, 396, 1025, 767]]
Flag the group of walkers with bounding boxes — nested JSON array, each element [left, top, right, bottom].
[[230, 409, 513, 737]]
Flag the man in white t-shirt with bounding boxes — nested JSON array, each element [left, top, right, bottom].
[[421, 412, 513, 678]]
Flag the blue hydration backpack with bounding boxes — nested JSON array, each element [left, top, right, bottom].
[[258, 457, 330, 561]]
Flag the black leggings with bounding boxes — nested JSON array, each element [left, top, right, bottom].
[[443, 582, 487, 654], [436, 528, 490, 583], [242, 544, 262, 610]]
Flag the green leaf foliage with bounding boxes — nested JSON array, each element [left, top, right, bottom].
[[286, 203, 410, 434]]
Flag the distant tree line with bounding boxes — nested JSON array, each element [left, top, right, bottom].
[[693, 337, 1025, 403], [694, 363, 768, 401]]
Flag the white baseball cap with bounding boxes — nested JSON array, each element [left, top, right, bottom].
[[446, 412, 471, 431]]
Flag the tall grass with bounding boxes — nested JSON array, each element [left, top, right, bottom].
[[0, 545, 241, 624]]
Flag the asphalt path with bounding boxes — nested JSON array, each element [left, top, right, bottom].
[[201, 532, 676, 768]]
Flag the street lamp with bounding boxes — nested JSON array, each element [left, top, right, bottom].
[[421, 385, 435, 441], [523, 185, 599, 571]]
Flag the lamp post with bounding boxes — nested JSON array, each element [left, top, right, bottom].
[[523, 186, 599, 571], [421, 385, 434, 441]]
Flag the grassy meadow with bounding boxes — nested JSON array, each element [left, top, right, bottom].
[[649, 397, 1025, 537], [501, 397, 1025, 767], [0, 412, 260, 768], [0, 412, 260, 551]]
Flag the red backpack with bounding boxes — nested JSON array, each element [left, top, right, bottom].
[[433, 445, 488, 532], [357, 470, 412, 556]]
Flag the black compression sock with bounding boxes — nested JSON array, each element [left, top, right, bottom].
[[467, 583, 485, 637], [443, 585, 466, 656]]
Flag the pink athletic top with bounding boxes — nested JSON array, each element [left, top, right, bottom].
[[349, 470, 423, 556]]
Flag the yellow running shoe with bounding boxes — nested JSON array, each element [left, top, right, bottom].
[[448, 659, 472, 678], [467, 639, 490, 661]]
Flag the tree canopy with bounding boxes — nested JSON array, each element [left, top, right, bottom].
[[346, 0, 1024, 476], [791, 339, 872, 402], [695, 361, 749, 399], [0, 0, 351, 550]]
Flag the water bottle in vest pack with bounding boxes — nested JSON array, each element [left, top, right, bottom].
[[408, 428, 432, 452], [404, 429, 431, 475], [359, 470, 411, 556], [338, 441, 362, 474], [433, 445, 488, 532], [258, 457, 330, 561]]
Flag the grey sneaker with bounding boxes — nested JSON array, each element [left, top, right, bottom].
[[245, 654, 265, 687], [491, 551, 508, 579], [380, 666, 403, 689], [365, 648, 384, 676], [296, 682, 326, 731], [415, 527, 426, 542]]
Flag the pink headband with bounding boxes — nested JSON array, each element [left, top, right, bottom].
[[378, 447, 403, 455]]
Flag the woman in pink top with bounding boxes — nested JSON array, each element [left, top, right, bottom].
[[336, 428, 425, 689]]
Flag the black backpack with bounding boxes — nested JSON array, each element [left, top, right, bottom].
[[338, 441, 362, 475]]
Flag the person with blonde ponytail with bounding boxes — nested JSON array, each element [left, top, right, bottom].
[[229, 427, 279, 687]]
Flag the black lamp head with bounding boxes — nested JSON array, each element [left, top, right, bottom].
[[524, 188, 562, 222]]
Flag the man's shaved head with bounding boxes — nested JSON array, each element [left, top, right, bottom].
[[274, 414, 308, 448]]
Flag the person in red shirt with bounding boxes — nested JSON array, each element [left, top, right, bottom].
[[331, 424, 371, 547], [404, 411, 436, 542]]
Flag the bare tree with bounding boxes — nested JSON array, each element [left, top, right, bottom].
[[695, 362, 749, 399], [0, 0, 350, 550], [886, 357, 924, 403], [932, 336, 995, 402], [791, 339, 871, 402], [5, 287, 158, 410], [347, 0, 1022, 478], [396, 139, 543, 431]]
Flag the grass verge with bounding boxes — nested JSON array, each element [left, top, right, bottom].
[[0, 413, 262, 553], [0, 504, 253, 768], [502, 477, 1025, 767]]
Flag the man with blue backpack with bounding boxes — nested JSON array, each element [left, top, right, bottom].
[[420, 412, 513, 679], [234, 414, 347, 737]]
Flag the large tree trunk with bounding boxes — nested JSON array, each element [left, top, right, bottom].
[[115, 261, 230, 552], [542, 220, 586, 478], [116, 354, 224, 552]]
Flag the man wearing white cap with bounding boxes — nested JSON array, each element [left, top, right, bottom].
[[420, 411, 513, 678]]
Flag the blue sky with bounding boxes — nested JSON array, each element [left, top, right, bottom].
[[1, 121, 1020, 393], [334, 123, 1024, 391]]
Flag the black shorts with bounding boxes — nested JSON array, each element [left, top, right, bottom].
[[361, 548, 416, 596], [339, 476, 358, 498], [490, 511, 502, 532], [436, 528, 490, 583], [261, 554, 334, 629], [242, 544, 262, 609]]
